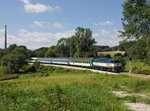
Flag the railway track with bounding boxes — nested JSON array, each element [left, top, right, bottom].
[[37, 63, 150, 79]]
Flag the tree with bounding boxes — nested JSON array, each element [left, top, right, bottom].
[[33, 47, 48, 57], [45, 46, 57, 57], [119, 0, 150, 64], [56, 38, 70, 57], [127, 39, 147, 59], [120, 0, 150, 39], [1, 46, 30, 73], [67, 36, 77, 57], [74, 27, 96, 57], [118, 40, 136, 51]]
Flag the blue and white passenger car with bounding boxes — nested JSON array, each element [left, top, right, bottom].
[[38, 58, 69, 65]]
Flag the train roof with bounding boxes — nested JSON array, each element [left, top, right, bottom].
[[93, 58, 114, 62]]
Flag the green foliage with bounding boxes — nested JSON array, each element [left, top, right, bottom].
[[74, 27, 96, 57], [0, 49, 4, 60], [45, 27, 96, 58], [127, 39, 147, 60], [120, 0, 150, 39], [0, 45, 31, 74], [125, 59, 150, 75], [45, 46, 57, 57], [119, 0, 150, 65], [20, 65, 36, 73], [134, 69, 150, 75], [0, 75, 131, 111], [1, 68, 150, 111], [33, 47, 48, 57]]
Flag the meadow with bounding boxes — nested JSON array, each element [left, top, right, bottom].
[[0, 66, 150, 111]]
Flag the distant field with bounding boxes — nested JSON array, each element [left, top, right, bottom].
[[98, 51, 125, 57], [0, 66, 150, 111]]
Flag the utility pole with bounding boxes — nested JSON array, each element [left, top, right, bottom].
[[4, 25, 7, 49]]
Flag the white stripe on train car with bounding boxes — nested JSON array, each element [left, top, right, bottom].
[[40, 61, 51, 63], [93, 62, 114, 67], [52, 61, 68, 64], [69, 62, 91, 67]]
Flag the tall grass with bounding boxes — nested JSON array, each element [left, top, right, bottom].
[[125, 60, 150, 75], [0, 66, 150, 111]]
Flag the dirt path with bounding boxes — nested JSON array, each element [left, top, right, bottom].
[[125, 102, 150, 111], [111, 91, 150, 111]]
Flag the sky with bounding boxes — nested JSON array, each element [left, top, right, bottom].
[[0, 0, 126, 50]]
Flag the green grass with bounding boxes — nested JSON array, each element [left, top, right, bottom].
[[0, 66, 150, 111], [0, 66, 19, 81], [0, 66, 3, 74], [0, 74, 19, 81], [125, 59, 150, 75]]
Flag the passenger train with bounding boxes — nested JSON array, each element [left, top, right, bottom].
[[31, 57, 123, 73]]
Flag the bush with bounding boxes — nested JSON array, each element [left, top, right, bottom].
[[1, 66, 12, 74], [134, 69, 150, 75], [20, 65, 36, 73], [1, 45, 30, 74]]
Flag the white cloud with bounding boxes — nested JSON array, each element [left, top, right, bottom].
[[30, 21, 65, 29], [0, 28, 5, 33], [93, 29, 121, 46], [94, 21, 113, 26], [0, 29, 74, 49], [30, 21, 45, 27], [21, 0, 61, 13], [94, 29, 111, 37], [51, 23, 64, 29], [21, 0, 30, 4]]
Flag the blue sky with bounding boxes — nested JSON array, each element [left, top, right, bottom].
[[0, 0, 125, 49]]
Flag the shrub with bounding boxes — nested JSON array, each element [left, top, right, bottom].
[[20, 65, 36, 73], [134, 69, 150, 75]]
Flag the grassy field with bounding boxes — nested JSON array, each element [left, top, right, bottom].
[[0, 66, 150, 111], [0, 66, 19, 81]]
